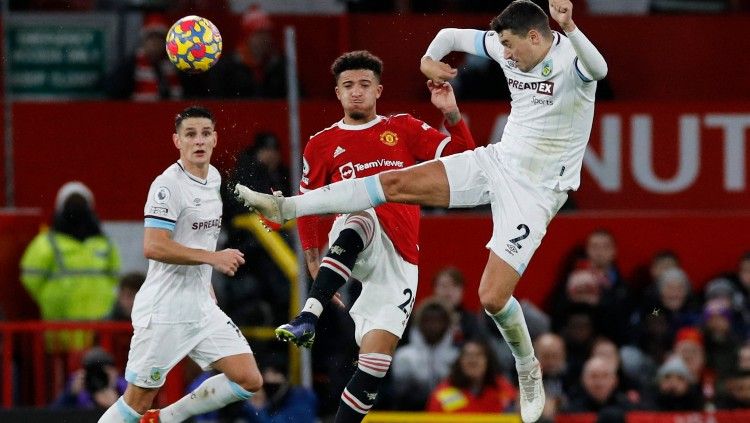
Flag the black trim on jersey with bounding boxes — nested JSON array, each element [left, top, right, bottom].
[[574, 57, 593, 82], [481, 31, 491, 58], [555, 32, 561, 46], [176, 161, 208, 185], [144, 214, 177, 223]]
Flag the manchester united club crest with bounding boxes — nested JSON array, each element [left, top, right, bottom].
[[380, 131, 398, 146]]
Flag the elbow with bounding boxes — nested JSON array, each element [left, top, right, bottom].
[[143, 240, 160, 261], [593, 62, 608, 81]]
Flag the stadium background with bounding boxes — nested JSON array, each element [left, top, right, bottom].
[[0, 0, 749, 422]]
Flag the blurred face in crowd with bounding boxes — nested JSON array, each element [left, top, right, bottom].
[[566, 269, 601, 306], [592, 338, 620, 369], [659, 277, 688, 311], [248, 29, 274, 63], [256, 146, 281, 170], [563, 313, 594, 346], [729, 376, 750, 404], [534, 333, 566, 376], [582, 357, 618, 404], [336, 69, 382, 123], [704, 300, 732, 338], [433, 272, 463, 309], [117, 287, 138, 319], [739, 345, 750, 371], [419, 306, 451, 345], [459, 342, 488, 384], [173, 117, 217, 174], [659, 373, 690, 396], [651, 255, 679, 282], [143, 32, 166, 63], [586, 232, 616, 270], [675, 340, 705, 380]]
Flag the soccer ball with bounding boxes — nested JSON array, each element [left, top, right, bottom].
[[166, 15, 222, 73]]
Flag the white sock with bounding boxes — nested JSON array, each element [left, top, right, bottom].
[[302, 298, 324, 317], [290, 176, 386, 218], [98, 396, 142, 423], [486, 296, 535, 366], [159, 374, 253, 423]]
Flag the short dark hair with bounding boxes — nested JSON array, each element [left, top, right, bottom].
[[448, 339, 500, 390], [433, 266, 465, 287], [331, 50, 383, 83], [490, 0, 552, 39], [175, 106, 215, 131]]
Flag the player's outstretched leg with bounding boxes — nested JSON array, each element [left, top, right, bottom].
[[486, 297, 544, 423], [155, 373, 255, 422], [235, 175, 386, 224], [234, 185, 287, 224], [276, 214, 372, 348]]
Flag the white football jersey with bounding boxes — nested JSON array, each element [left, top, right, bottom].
[[131, 161, 223, 327], [480, 30, 597, 190]]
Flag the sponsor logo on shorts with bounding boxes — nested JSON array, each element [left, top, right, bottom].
[[379, 131, 398, 146], [148, 368, 164, 384], [505, 243, 518, 256], [330, 245, 345, 255], [193, 198, 201, 206]]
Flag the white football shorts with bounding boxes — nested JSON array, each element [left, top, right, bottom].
[[124, 307, 252, 388], [439, 145, 568, 276], [328, 208, 418, 346]]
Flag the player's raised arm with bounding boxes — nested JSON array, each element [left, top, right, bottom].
[[426, 80, 476, 154], [421, 28, 487, 82], [549, 0, 607, 81]]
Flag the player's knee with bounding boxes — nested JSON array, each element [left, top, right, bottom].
[[478, 285, 510, 314], [379, 171, 404, 201], [234, 369, 263, 393]]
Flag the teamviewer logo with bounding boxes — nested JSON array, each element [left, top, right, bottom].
[[339, 162, 355, 179]]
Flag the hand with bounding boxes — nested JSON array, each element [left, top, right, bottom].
[[427, 80, 459, 116], [211, 248, 245, 276], [420, 56, 457, 83], [549, 0, 575, 32]]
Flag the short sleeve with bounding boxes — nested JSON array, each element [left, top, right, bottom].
[[144, 176, 181, 231], [403, 115, 450, 161]]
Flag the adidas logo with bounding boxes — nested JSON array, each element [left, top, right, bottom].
[[334, 146, 346, 158]]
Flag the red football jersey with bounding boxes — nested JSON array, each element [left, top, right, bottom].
[[298, 113, 475, 264]]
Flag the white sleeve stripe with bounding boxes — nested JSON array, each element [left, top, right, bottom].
[[435, 137, 451, 159], [299, 186, 310, 193]]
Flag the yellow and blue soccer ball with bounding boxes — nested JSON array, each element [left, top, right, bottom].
[[166, 16, 222, 73]]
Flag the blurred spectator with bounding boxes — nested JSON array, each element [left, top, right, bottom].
[[391, 299, 459, 410], [107, 272, 145, 321], [51, 347, 126, 410], [716, 370, 750, 409], [241, 359, 317, 422], [584, 230, 633, 345], [426, 339, 517, 413], [738, 343, 750, 371], [104, 14, 183, 101], [632, 267, 701, 360], [20, 181, 120, 351], [591, 337, 643, 402], [556, 304, 599, 384], [534, 333, 571, 422], [194, 5, 293, 99], [701, 298, 741, 385], [431, 266, 481, 345], [673, 326, 715, 408], [565, 356, 633, 414], [221, 132, 291, 326], [648, 355, 703, 411]]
